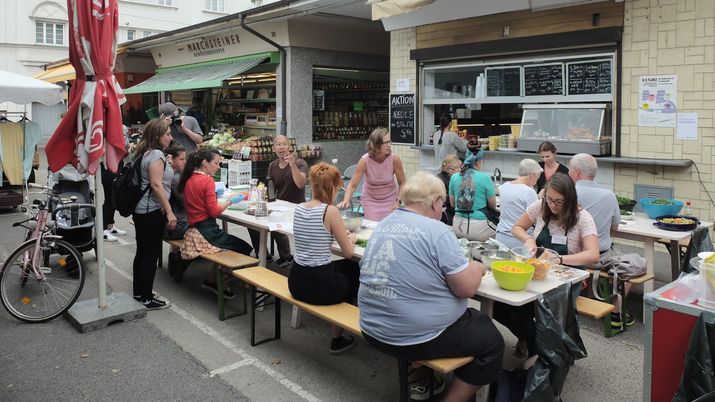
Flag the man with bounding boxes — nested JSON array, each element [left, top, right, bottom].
[[359, 172, 503, 402], [249, 135, 307, 266], [158, 102, 203, 153], [569, 153, 633, 327]]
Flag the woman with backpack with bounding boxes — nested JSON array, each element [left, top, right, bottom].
[[448, 149, 497, 241], [132, 118, 176, 310]]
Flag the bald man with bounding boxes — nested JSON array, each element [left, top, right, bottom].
[[249, 136, 307, 266]]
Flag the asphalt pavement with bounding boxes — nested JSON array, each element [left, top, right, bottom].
[[0, 165, 670, 401]]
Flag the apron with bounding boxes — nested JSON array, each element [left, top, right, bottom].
[[535, 224, 569, 256], [194, 218, 237, 250]]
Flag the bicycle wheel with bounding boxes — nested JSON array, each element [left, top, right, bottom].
[[0, 238, 86, 323]]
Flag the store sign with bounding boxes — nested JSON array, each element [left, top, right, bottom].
[[183, 34, 241, 58], [389, 93, 415, 145], [638, 75, 677, 127]]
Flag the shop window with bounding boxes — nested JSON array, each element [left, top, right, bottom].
[[311, 67, 389, 142], [35, 21, 64, 45], [205, 0, 225, 12]]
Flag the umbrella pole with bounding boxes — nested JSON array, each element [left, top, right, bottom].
[[94, 163, 107, 308]]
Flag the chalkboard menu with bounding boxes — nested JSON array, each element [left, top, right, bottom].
[[389, 93, 415, 145], [567, 60, 612, 95], [524, 64, 563, 96], [486, 67, 521, 97]]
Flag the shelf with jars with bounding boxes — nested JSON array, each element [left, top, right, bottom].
[[312, 81, 389, 142], [213, 82, 277, 135]]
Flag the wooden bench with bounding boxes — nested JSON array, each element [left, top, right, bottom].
[[233, 266, 474, 402], [162, 238, 259, 321]]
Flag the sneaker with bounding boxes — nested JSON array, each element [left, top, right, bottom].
[[103, 230, 118, 242], [611, 311, 635, 328], [409, 375, 446, 401], [329, 335, 357, 355], [140, 296, 170, 310], [201, 280, 236, 300], [108, 227, 127, 236], [276, 255, 294, 268]]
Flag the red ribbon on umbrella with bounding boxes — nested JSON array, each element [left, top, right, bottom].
[[46, 0, 126, 175]]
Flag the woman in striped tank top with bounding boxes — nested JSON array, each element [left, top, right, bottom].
[[289, 162, 360, 354]]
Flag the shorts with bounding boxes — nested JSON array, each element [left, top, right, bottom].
[[362, 308, 504, 386]]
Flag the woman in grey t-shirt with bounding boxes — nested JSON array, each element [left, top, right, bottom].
[[131, 118, 176, 310], [433, 114, 467, 172]]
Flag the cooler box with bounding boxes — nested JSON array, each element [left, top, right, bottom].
[[643, 278, 715, 401]]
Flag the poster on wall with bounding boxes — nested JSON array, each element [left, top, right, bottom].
[[389, 93, 415, 145], [638, 75, 677, 127]]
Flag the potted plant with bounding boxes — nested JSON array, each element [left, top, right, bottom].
[[617, 195, 637, 219]]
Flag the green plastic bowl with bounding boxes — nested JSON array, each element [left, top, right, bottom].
[[491, 261, 535, 291]]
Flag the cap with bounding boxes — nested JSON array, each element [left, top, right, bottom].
[[158, 102, 177, 116]]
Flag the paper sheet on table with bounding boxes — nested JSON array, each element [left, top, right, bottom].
[[362, 220, 378, 230], [269, 205, 292, 212], [268, 222, 293, 232]]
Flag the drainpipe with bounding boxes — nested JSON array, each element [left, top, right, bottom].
[[240, 13, 287, 136]]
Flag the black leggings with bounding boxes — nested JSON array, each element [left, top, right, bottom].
[[288, 259, 360, 305], [132, 209, 165, 299], [100, 161, 123, 229]]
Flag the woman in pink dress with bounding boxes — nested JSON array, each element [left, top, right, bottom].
[[338, 128, 406, 221]]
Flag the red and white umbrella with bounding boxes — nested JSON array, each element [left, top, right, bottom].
[[46, 0, 126, 175]]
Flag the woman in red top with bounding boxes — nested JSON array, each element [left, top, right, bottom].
[[178, 149, 253, 295]]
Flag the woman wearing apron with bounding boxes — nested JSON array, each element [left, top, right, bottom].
[[494, 173, 600, 358]]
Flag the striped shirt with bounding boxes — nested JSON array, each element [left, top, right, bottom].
[[293, 203, 334, 267]]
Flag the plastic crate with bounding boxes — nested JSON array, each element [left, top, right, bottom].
[[228, 160, 252, 188]]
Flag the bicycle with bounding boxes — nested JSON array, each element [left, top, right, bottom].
[[0, 183, 87, 322]]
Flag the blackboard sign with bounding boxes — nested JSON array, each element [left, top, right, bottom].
[[389, 93, 415, 145], [486, 67, 521, 97], [567, 60, 612, 95], [524, 64, 563, 96]]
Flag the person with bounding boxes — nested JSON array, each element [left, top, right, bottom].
[[249, 135, 307, 267], [499, 173, 599, 357], [289, 162, 360, 354], [569, 153, 633, 327], [163, 142, 188, 240], [495, 159, 542, 250], [436, 154, 462, 225], [359, 172, 503, 402], [433, 114, 467, 172], [449, 149, 497, 241], [100, 124, 129, 242], [185, 100, 206, 133], [338, 128, 406, 221], [158, 102, 203, 154], [535, 141, 569, 195], [132, 118, 176, 310], [178, 149, 253, 298]]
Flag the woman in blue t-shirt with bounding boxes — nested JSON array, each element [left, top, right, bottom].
[[448, 150, 497, 241]]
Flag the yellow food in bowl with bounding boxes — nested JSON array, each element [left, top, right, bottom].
[[491, 261, 535, 291]]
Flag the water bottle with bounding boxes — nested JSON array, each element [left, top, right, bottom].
[[684, 201, 692, 216], [267, 177, 276, 202], [255, 187, 268, 219]]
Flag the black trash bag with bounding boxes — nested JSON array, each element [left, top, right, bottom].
[[681, 227, 714, 275], [673, 313, 715, 402], [523, 283, 587, 402]]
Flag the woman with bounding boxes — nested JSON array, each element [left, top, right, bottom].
[[497, 173, 599, 357], [448, 149, 497, 241], [178, 149, 253, 298], [132, 118, 176, 310], [494, 159, 542, 250], [436, 154, 462, 225], [535, 141, 569, 195], [290, 162, 360, 354], [433, 114, 467, 172], [338, 128, 406, 221]]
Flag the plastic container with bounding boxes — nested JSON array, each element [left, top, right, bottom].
[[491, 261, 535, 291], [510, 246, 559, 280], [698, 262, 715, 309], [639, 198, 683, 219]]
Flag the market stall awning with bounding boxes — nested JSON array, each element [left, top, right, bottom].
[[369, 0, 436, 20], [33, 63, 76, 83], [123, 53, 272, 94]]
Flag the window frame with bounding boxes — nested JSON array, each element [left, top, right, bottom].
[[35, 20, 65, 45], [205, 0, 225, 12]]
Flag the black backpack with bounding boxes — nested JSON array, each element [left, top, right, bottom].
[[112, 154, 150, 217]]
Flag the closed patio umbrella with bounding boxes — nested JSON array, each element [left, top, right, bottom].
[[44, 0, 125, 309]]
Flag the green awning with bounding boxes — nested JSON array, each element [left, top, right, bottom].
[[123, 53, 274, 94]]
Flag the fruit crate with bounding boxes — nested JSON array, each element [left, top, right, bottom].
[[228, 160, 252, 188]]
